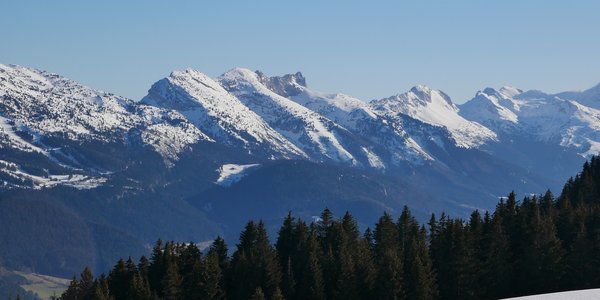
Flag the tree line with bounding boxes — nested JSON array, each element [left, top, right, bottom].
[[59, 156, 600, 299]]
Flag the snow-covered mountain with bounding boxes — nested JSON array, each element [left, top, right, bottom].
[[3, 63, 599, 278], [141, 69, 304, 159], [0, 64, 212, 188], [219, 68, 362, 165], [371, 85, 497, 148], [460, 86, 600, 157], [0, 64, 210, 159], [256, 70, 432, 166], [3, 63, 599, 194]]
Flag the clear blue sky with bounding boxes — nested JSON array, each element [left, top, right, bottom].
[[1, 0, 599, 103]]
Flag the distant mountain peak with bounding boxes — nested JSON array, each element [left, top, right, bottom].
[[498, 86, 523, 97], [482, 87, 497, 95], [410, 84, 432, 94], [371, 86, 496, 148], [255, 70, 306, 97], [403, 85, 454, 107]]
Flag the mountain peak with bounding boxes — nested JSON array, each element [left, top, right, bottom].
[[255, 70, 306, 97], [498, 86, 523, 97], [218, 67, 262, 88], [222, 67, 255, 78], [408, 85, 454, 107], [410, 84, 432, 94], [482, 87, 497, 95]]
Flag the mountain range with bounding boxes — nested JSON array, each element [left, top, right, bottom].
[[0, 63, 598, 277]]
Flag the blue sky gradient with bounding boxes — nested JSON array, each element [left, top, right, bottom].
[[1, 0, 599, 103]]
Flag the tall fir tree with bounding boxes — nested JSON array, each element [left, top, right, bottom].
[[373, 212, 404, 300], [161, 243, 182, 300], [480, 213, 513, 299], [228, 220, 282, 300], [201, 251, 225, 300]]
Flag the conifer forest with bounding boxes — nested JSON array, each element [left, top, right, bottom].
[[59, 157, 600, 300]]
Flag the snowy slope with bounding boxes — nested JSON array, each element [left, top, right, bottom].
[[0, 64, 208, 162], [502, 288, 600, 300], [218, 68, 357, 164], [372, 85, 497, 148], [0, 159, 106, 190], [460, 86, 600, 157], [458, 87, 521, 126], [141, 69, 305, 159], [257, 71, 432, 165], [0, 116, 47, 154], [216, 163, 260, 186]]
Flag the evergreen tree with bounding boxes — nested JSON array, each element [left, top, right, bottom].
[[514, 197, 564, 295], [354, 237, 376, 299], [228, 220, 282, 300], [201, 251, 225, 300], [275, 212, 297, 298], [60, 267, 95, 300], [127, 273, 154, 300], [161, 243, 182, 300], [108, 258, 131, 300], [373, 212, 403, 299], [138, 256, 150, 279], [272, 287, 285, 300], [250, 287, 266, 300], [88, 274, 111, 300], [208, 236, 230, 271], [480, 213, 513, 299], [148, 239, 165, 295], [60, 277, 81, 300], [292, 221, 325, 300], [178, 243, 203, 300], [405, 227, 437, 300], [563, 221, 594, 290], [79, 267, 94, 298]]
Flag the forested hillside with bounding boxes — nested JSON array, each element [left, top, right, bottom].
[[55, 157, 600, 300]]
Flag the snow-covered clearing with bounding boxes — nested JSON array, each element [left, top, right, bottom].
[[216, 163, 260, 186], [502, 288, 600, 300]]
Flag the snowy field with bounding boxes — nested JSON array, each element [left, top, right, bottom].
[[503, 289, 600, 300]]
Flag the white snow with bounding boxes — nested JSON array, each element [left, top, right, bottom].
[[0, 159, 106, 190], [501, 288, 600, 300], [266, 75, 432, 164], [361, 147, 385, 169], [372, 85, 497, 148], [219, 68, 356, 163], [459, 88, 520, 125], [0, 116, 47, 154], [215, 163, 260, 186], [291, 88, 378, 127], [0, 64, 209, 163], [460, 85, 600, 158], [141, 69, 306, 159]]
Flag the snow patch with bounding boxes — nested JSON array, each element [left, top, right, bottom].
[[0, 160, 106, 190], [361, 147, 385, 169], [216, 163, 260, 186], [501, 288, 600, 299]]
